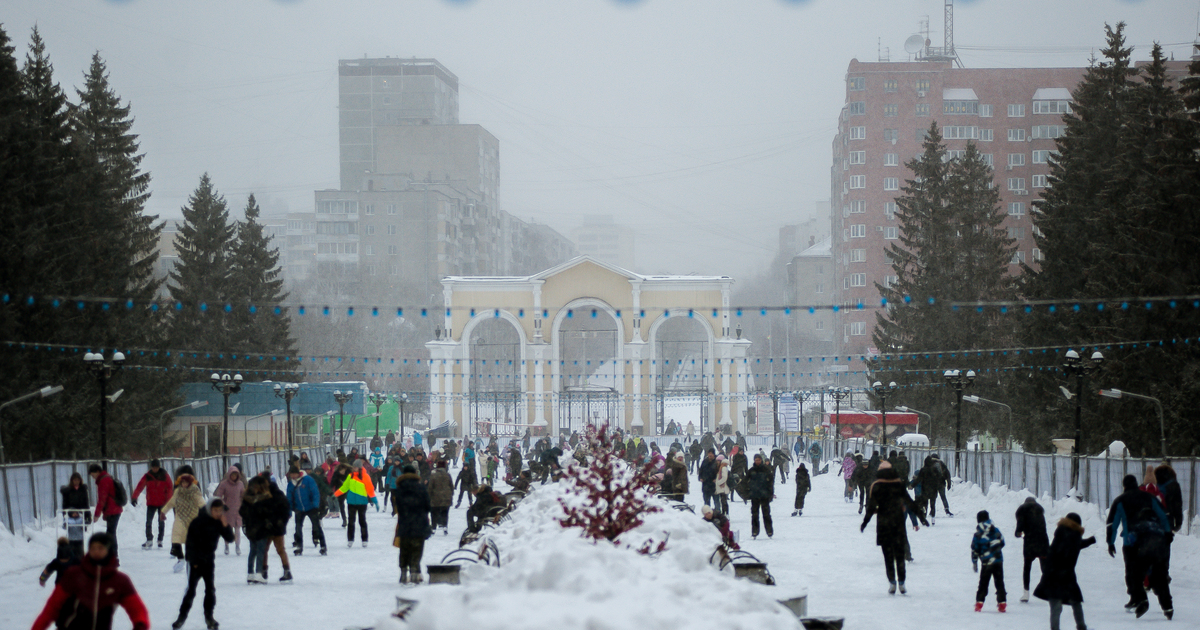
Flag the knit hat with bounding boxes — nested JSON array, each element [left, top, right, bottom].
[[716, 455, 726, 462], [402, 463, 417, 475], [1065, 512, 1082, 525], [674, 452, 684, 462], [977, 510, 990, 523], [1122, 474, 1138, 492], [150, 459, 161, 468], [701, 505, 713, 517], [353, 459, 364, 471]]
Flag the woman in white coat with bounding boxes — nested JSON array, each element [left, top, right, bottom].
[[714, 456, 731, 516]]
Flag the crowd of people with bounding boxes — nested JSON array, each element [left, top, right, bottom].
[[27, 428, 1186, 630]]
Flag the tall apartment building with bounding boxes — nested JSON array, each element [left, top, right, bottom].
[[284, 58, 573, 304], [570, 215, 636, 270], [829, 59, 1085, 359]]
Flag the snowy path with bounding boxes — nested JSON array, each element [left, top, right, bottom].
[[2, 463, 1197, 629]]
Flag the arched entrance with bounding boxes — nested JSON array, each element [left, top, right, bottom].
[[649, 314, 713, 435]]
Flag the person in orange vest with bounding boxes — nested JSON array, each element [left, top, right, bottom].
[[333, 460, 378, 548]]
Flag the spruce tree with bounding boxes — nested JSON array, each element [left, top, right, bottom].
[[168, 174, 236, 368], [231, 194, 296, 374]]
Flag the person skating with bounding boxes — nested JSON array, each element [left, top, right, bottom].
[[286, 466, 327, 555], [1014, 496, 1050, 603], [1130, 507, 1173, 619], [853, 455, 872, 515], [746, 454, 774, 539], [930, 453, 953, 516], [212, 466, 245, 556], [428, 460, 454, 535], [1034, 513, 1096, 630], [909, 456, 940, 522], [697, 449, 717, 508], [393, 463, 432, 584], [170, 499, 235, 630], [131, 459, 172, 550], [841, 452, 856, 502], [239, 476, 270, 583], [861, 460, 927, 594], [38, 537, 79, 587], [806, 441, 822, 474], [1154, 463, 1182, 613], [88, 464, 124, 558], [971, 510, 1008, 613], [713, 455, 730, 516], [770, 447, 791, 483], [1105, 473, 1169, 617], [454, 455, 478, 508], [30, 532, 150, 630], [60, 472, 91, 558], [160, 473, 206, 573], [730, 447, 749, 503], [334, 459, 378, 548], [330, 462, 351, 527], [791, 462, 811, 517]]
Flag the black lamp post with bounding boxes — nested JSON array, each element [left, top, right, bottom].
[[368, 392, 389, 439], [333, 389, 353, 449], [872, 380, 898, 446], [828, 386, 851, 444], [796, 390, 816, 437], [1062, 349, 1103, 490], [943, 369, 976, 475], [398, 392, 409, 443], [273, 383, 299, 459], [211, 372, 243, 469], [85, 351, 125, 469]]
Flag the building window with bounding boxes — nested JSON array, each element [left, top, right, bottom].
[[849, 175, 866, 189], [915, 103, 930, 116], [1033, 100, 1071, 115], [847, 101, 866, 116], [915, 79, 931, 92], [849, 200, 866, 214], [850, 249, 866, 263], [850, 224, 867, 238], [389, 264, 399, 275], [1011, 250, 1026, 264], [945, 149, 966, 161], [1007, 104, 1025, 117], [885, 275, 899, 288], [1032, 247, 1043, 261], [850, 126, 866, 140], [943, 126, 978, 140], [849, 321, 867, 336], [980, 153, 994, 167], [1007, 128, 1027, 142], [364, 244, 374, 256], [943, 100, 979, 115], [884, 153, 898, 166], [1008, 153, 1026, 167], [979, 129, 994, 142], [1031, 150, 1055, 164], [848, 77, 865, 91], [883, 79, 898, 93], [387, 204, 397, 215], [979, 104, 993, 117], [915, 128, 930, 142], [387, 224, 397, 235], [1032, 174, 1049, 188], [815, 320, 824, 331], [365, 225, 376, 235], [883, 104, 898, 117], [317, 200, 359, 214], [849, 151, 866, 164], [315, 242, 358, 255], [364, 204, 375, 216], [815, 282, 824, 294], [883, 128, 899, 142], [1032, 125, 1065, 139], [884, 202, 897, 220], [1007, 178, 1026, 192], [1008, 227, 1026, 240], [1008, 202, 1025, 217], [850, 273, 867, 287], [884, 226, 899, 239], [884, 177, 899, 191], [366, 264, 377, 276]]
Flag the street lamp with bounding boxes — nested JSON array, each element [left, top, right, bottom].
[[894, 406, 930, 437], [210, 372, 243, 469], [872, 381, 898, 446], [1062, 350, 1103, 489], [943, 369, 976, 475], [963, 395, 1012, 450], [242, 410, 282, 452], [398, 392, 409, 444], [273, 383, 300, 459], [368, 392, 389, 440], [333, 390, 354, 449], [796, 390, 816, 436], [84, 351, 125, 469], [828, 386, 852, 443], [1099, 388, 1165, 459], [159, 400, 208, 457], [0, 385, 64, 465]]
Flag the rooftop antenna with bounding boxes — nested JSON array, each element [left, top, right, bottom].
[[922, 0, 962, 67], [904, 34, 925, 60]]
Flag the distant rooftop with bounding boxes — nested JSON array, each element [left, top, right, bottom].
[[797, 236, 832, 258], [338, 57, 458, 91]]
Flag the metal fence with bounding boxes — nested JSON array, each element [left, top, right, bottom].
[[0, 446, 335, 535], [809, 437, 1198, 536]]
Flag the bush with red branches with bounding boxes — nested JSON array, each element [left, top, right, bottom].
[[557, 425, 661, 544]]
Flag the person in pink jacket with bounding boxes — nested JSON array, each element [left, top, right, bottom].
[[842, 452, 857, 502], [213, 465, 246, 555]]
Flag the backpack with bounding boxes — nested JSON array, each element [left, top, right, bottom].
[[112, 479, 128, 507]]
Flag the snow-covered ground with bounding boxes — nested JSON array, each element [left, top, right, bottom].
[[2, 459, 1196, 629]]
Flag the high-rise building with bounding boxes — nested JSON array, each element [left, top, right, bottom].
[[829, 59, 1085, 358], [570, 215, 636, 270]]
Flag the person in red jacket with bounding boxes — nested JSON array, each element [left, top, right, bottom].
[[132, 459, 173, 550], [88, 464, 123, 557], [31, 532, 149, 630]]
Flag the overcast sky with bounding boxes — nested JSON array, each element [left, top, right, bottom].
[[6, 0, 1196, 276]]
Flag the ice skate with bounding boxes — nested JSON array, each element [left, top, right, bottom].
[[362, 541, 368, 548], [224, 543, 229, 555], [320, 547, 328, 556], [142, 540, 153, 550], [173, 559, 185, 573], [1135, 601, 1149, 618], [347, 540, 353, 548], [898, 582, 906, 595], [974, 602, 984, 612], [1020, 590, 1029, 603], [888, 582, 896, 595], [171, 618, 185, 630], [998, 603, 1007, 613], [205, 617, 219, 630], [280, 568, 293, 583], [1165, 608, 1173, 620]]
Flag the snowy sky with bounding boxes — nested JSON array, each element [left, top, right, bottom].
[[5, 0, 1196, 275]]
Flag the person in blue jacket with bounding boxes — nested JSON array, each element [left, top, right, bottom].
[[1106, 474, 1170, 618], [286, 466, 327, 555]]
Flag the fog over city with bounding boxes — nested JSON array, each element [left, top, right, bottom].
[[6, 0, 1193, 276]]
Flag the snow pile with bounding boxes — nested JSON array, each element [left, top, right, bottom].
[[381, 482, 803, 630]]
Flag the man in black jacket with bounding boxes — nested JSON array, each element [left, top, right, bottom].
[[861, 461, 928, 595], [1014, 496, 1049, 603], [697, 449, 717, 508], [172, 499, 234, 630], [746, 454, 775, 539], [1106, 474, 1170, 617]]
